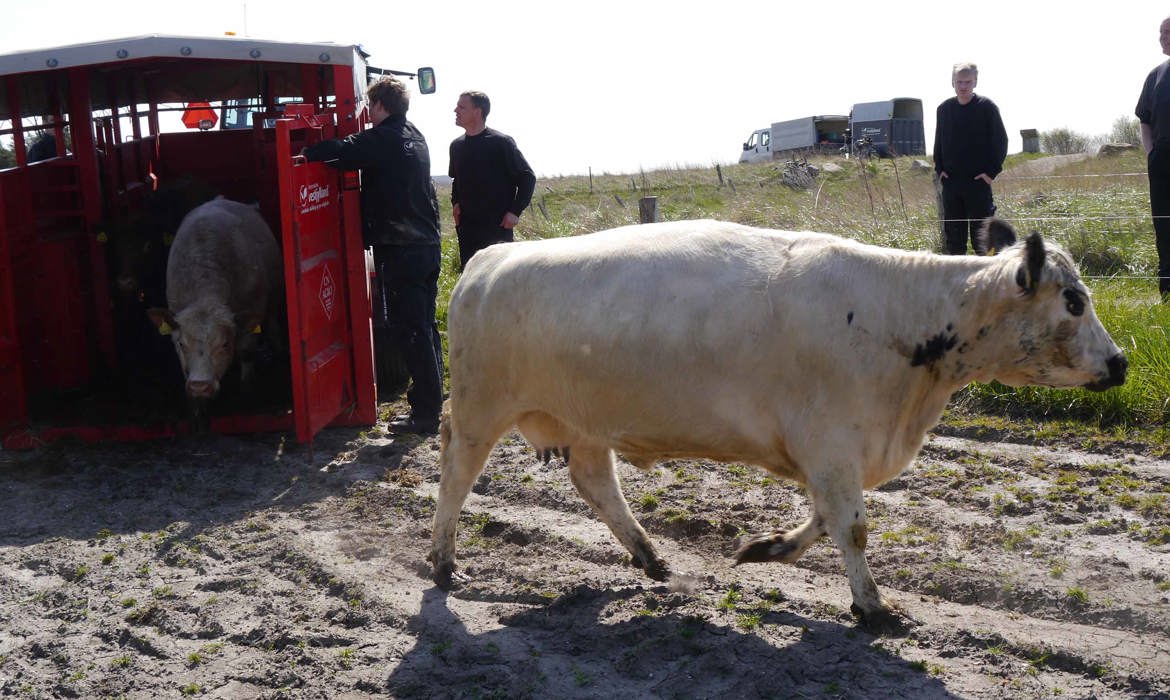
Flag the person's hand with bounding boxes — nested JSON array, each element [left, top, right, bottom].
[[452, 203, 461, 226], [975, 173, 994, 185], [501, 212, 520, 229]]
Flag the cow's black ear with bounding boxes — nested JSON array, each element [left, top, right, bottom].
[[1015, 231, 1045, 294], [978, 217, 1017, 255]]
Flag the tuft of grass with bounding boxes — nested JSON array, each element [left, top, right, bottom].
[[571, 663, 591, 688], [717, 585, 742, 611], [736, 612, 762, 631]]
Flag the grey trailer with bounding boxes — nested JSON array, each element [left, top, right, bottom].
[[849, 98, 925, 157], [770, 115, 849, 156]]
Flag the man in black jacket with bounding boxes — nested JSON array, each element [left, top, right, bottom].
[[933, 62, 1008, 255], [1137, 15, 1170, 299], [449, 91, 536, 269], [304, 76, 442, 434]]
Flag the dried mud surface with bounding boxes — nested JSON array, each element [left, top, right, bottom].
[[1, 414, 1168, 699]]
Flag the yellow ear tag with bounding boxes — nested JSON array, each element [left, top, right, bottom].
[[251, 324, 262, 334], [96, 231, 108, 243], [158, 322, 173, 336], [163, 233, 174, 246]]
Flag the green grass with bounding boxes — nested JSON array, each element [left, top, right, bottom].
[[435, 148, 1165, 429]]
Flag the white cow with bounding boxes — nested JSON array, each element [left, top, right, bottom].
[[147, 197, 283, 424], [430, 218, 1126, 633]]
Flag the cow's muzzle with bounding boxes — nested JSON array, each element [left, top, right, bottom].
[[186, 379, 219, 399], [1083, 353, 1127, 392]]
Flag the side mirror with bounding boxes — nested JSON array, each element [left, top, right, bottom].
[[743, 142, 751, 151], [417, 67, 436, 95]]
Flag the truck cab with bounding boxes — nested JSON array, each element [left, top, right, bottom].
[[0, 34, 433, 450], [739, 127, 771, 163]]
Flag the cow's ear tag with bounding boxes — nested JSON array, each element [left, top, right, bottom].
[[96, 231, 108, 243], [163, 233, 174, 246], [251, 324, 262, 334], [158, 322, 173, 336]]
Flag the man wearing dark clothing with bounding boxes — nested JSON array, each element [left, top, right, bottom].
[[933, 62, 1008, 255], [449, 90, 536, 269], [1137, 15, 1170, 298], [304, 76, 443, 434]]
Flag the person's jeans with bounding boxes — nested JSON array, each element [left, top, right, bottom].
[[941, 176, 996, 255], [372, 244, 443, 421], [456, 224, 513, 270], [1147, 147, 1170, 295]]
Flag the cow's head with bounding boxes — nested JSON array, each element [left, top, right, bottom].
[[147, 305, 246, 399], [979, 223, 1126, 392]]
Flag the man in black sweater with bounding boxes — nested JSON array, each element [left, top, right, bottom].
[[449, 91, 536, 269], [304, 76, 443, 434], [1137, 15, 1170, 298], [933, 62, 1008, 255]]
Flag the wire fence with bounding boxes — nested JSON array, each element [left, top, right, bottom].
[[884, 166, 1163, 283]]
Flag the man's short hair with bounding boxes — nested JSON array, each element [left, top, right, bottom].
[[951, 62, 979, 80], [460, 90, 491, 119], [367, 76, 410, 118]]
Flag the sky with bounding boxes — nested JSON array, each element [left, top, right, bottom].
[[1, 1, 1168, 177]]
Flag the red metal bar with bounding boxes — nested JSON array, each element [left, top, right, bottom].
[[69, 66, 117, 373], [331, 64, 376, 426], [1, 412, 296, 450], [0, 167, 30, 437], [274, 118, 311, 446], [5, 76, 26, 166]]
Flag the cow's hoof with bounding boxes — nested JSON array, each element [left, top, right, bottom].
[[731, 531, 796, 565], [851, 603, 917, 637], [430, 559, 466, 590], [631, 555, 670, 582]]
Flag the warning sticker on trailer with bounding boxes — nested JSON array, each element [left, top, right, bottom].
[[299, 181, 332, 215], [319, 263, 336, 320]]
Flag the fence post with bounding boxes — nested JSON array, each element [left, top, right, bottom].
[[639, 196, 659, 224]]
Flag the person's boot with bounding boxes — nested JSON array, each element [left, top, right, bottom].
[[388, 415, 438, 435]]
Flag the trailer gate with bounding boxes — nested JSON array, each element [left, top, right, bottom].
[[0, 35, 404, 449]]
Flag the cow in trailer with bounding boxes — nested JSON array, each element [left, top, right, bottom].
[[428, 217, 1127, 633], [147, 197, 284, 428]]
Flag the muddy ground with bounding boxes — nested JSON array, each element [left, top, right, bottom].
[[1, 409, 1168, 699]]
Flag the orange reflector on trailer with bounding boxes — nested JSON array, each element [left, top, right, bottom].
[[180, 102, 218, 130]]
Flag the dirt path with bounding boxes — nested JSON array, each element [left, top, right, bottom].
[[1, 420, 1167, 698], [1002, 153, 1092, 179]]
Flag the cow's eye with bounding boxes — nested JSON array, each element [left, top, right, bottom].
[[1063, 289, 1085, 317]]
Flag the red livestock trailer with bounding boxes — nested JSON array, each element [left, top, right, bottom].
[[0, 34, 435, 450]]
